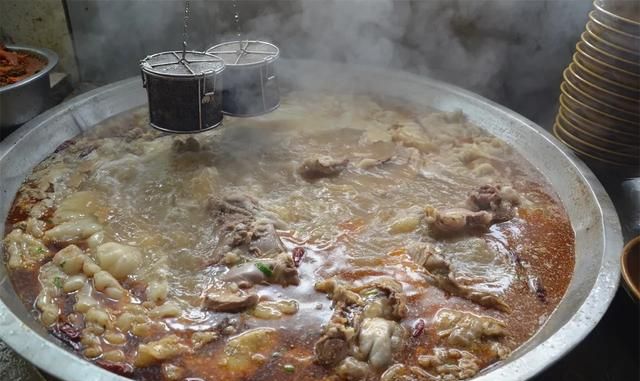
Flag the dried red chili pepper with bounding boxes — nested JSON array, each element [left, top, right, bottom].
[[292, 247, 305, 267], [51, 322, 81, 350], [412, 319, 425, 337]]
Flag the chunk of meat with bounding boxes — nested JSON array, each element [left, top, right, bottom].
[[466, 184, 520, 222], [51, 191, 103, 224], [355, 317, 405, 369], [203, 289, 259, 312], [134, 334, 189, 367], [315, 278, 363, 306], [211, 220, 286, 262], [408, 244, 510, 312], [222, 263, 267, 287], [381, 364, 436, 381], [96, 242, 142, 279], [264, 252, 301, 286], [427, 309, 511, 377], [336, 357, 372, 380], [314, 278, 409, 371], [467, 185, 501, 211], [433, 308, 508, 350], [425, 207, 493, 235], [251, 220, 287, 255], [218, 328, 277, 373], [314, 323, 353, 366], [356, 157, 392, 170], [207, 195, 287, 265], [171, 137, 201, 153], [222, 253, 300, 287], [250, 300, 299, 319], [44, 217, 103, 243], [314, 290, 365, 367], [298, 156, 348, 181], [390, 121, 437, 153], [209, 194, 258, 217], [4, 228, 50, 269], [94, 270, 126, 300], [356, 278, 407, 321], [418, 347, 480, 380], [424, 185, 520, 237]]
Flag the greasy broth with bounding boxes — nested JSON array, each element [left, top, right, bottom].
[[4, 91, 574, 380]]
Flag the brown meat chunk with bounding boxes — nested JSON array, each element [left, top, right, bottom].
[[467, 184, 520, 222], [381, 364, 436, 381], [425, 207, 493, 236], [206, 195, 286, 265], [171, 137, 201, 153], [417, 308, 510, 379], [418, 347, 480, 380], [314, 278, 409, 370], [222, 253, 300, 288], [203, 290, 259, 312], [467, 185, 501, 211], [336, 357, 372, 380], [433, 308, 507, 348], [298, 156, 348, 181], [314, 320, 353, 366], [356, 278, 407, 321], [425, 185, 521, 237], [315, 278, 363, 306], [408, 244, 510, 312], [355, 317, 405, 369]]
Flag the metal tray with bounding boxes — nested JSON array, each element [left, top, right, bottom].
[[0, 59, 622, 381]]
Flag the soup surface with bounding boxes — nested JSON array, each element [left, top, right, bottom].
[[3, 92, 574, 381]]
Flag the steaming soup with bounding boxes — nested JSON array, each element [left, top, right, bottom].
[[3, 91, 574, 381]]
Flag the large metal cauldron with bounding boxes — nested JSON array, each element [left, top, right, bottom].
[[0, 60, 622, 381]]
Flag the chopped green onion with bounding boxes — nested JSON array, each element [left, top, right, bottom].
[[59, 261, 66, 268], [283, 364, 295, 373], [32, 246, 46, 255], [256, 262, 273, 277], [53, 276, 63, 289]]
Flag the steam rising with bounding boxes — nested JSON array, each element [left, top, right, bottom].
[[68, 0, 592, 125]]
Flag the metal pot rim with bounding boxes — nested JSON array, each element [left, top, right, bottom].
[[0, 44, 59, 93], [0, 59, 622, 381]]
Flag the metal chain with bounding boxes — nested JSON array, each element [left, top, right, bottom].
[[181, 0, 190, 60]]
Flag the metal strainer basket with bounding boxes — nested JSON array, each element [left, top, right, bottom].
[[207, 40, 280, 116], [140, 51, 225, 133]]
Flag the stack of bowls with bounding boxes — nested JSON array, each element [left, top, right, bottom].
[[555, 0, 639, 171]]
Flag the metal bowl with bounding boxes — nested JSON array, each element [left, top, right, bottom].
[[0, 45, 58, 129], [558, 106, 639, 145], [572, 51, 640, 91], [593, 0, 640, 36], [552, 122, 636, 168], [578, 38, 640, 75], [560, 89, 638, 132], [0, 60, 622, 381], [583, 24, 640, 63], [563, 65, 639, 114], [587, 15, 640, 52], [555, 112, 639, 158]]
